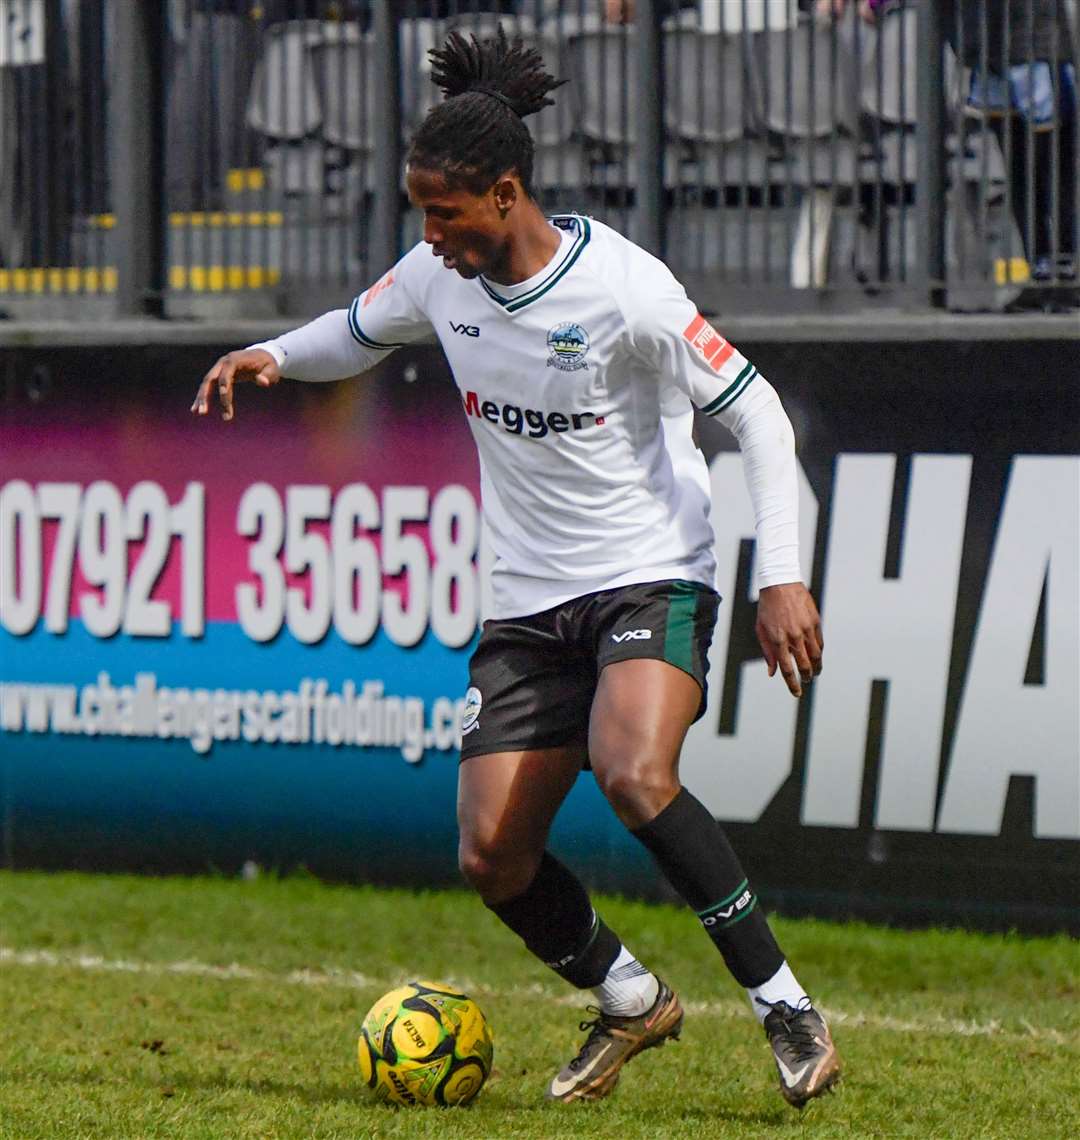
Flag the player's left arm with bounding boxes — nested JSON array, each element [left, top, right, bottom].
[[719, 378, 823, 699], [626, 272, 821, 697]]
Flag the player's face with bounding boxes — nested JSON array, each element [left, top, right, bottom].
[[406, 165, 511, 280]]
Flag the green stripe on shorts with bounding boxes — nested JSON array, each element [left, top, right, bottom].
[[662, 581, 704, 675]]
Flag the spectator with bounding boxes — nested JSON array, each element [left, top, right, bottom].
[[815, 0, 895, 22], [530, 0, 697, 22], [602, 0, 700, 19], [946, 0, 1077, 305]]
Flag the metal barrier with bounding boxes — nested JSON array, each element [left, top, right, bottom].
[[1, 0, 1076, 317], [0, 0, 113, 314]]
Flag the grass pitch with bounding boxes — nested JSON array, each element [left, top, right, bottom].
[[0, 871, 1077, 1139]]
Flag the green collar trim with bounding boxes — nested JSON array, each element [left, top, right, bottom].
[[479, 215, 591, 313]]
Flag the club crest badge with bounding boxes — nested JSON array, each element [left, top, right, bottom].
[[546, 322, 590, 372], [461, 687, 482, 736]]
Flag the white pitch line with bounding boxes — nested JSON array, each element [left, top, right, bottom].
[[0, 945, 1070, 1045]]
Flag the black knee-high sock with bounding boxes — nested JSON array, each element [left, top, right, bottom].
[[486, 851, 621, 989], [632, 788, 783, 988]]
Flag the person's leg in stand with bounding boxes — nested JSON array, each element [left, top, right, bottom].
[[1053, 63, 1077, 301], [583, 658, 841, 1108], [458, 745, 677, 1101]]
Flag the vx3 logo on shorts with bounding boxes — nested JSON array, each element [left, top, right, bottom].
[[449, 320, 480, 337], [611, 629, 652, 643]]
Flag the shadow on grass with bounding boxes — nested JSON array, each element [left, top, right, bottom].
[[21, 1068, 808, 1130], [21, 1067, 368, 1108]]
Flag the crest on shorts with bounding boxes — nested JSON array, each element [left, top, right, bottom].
[[546, 322, 590, 372], [461, 687, 482, 736]]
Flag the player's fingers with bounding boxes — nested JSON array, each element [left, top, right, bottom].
[[777, 648, 802, 698], [192, 356, 229, 415], [755, 621, 778, 677], [191, 375, 216, 415], [792, 639, 815, 686], [255, 365, 277, 388], [217, 360, 238, 421]]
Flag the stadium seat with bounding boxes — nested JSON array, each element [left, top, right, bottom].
[[664, 29, 763, 145], [861, 123, 1008, 191], [313, 31, 377, 151], [568, 27, 637, 147], [753, 20, 861, 285], [567, 28, 686, 188], [757, 20, 859, 141], [246, 21, 324, 141], [0, 68, 17, 265], [857, 3, 917, 128], [247, 21, 376, 206], [262, 140, 326, 196], [698, 0, 796, 33]]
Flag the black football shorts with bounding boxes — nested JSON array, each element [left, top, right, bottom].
[[459, 578, 720, 762]]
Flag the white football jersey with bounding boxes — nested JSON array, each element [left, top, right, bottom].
[[265, 215, 799, 619]]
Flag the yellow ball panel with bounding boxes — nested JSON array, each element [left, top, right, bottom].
[[441, 1061, 486, 1106], [390, 1009, 444, 1059], [374, 1057, 451, 1107], [373, 1059, 419, 1106], [453, 1002, 493, 1061], [357, 1032, 375, 1084], [361, 985, 415, 1055]]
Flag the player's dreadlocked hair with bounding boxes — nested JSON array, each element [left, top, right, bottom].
[[407, 26, 565, 198]]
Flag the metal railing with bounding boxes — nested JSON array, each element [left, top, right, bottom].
[[1, 0, 1077, 317]]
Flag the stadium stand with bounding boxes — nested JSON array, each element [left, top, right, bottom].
[[0, 0, 1075, 316]]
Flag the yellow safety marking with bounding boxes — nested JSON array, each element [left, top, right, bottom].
[[169, 266, 281, 291], [0, 267, 117, 294], [169, 211, 283, 228], [994, 257, 1030, 285], [94, 210, 282, 229], [227, 167, 266, 192]]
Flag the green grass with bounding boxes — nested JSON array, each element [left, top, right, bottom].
[[0, 871, 1077, 1139]]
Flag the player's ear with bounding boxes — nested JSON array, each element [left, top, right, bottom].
[[492, 175, 518, 219]]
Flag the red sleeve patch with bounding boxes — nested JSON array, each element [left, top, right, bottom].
[[361, 269, 395, 308], [683, 313, 735, 372]]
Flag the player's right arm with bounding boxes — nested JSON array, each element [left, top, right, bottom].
[[191, 249, 434, 421]]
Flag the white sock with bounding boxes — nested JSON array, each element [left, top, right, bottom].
[[592, 945, 660, 1018], [746, 961, 809, 1024]]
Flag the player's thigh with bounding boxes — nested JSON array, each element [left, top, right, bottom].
[[587, 578, 719, 779], [457, 744, 585, 860], [588, 658, 702, 780]]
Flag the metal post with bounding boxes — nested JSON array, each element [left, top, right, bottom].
[[371, 0, 403, 279], [111, 1, 164, 316], [916, 0, 946, 308], [635, 0, 664, 258]]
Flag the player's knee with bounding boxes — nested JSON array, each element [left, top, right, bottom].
[[595, 760, 678, 828], [458, 838, 537, 903]]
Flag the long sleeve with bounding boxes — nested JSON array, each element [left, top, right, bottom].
[[250, 309, 385, 382], [714, 374, 802, 589], [252, 243, 437, 382], [622, 251, 802, 590]]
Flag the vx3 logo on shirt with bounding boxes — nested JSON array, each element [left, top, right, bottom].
[[449, 320, 480, 337], [611, 629, 652, 643]]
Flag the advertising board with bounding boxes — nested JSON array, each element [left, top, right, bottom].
[[1, 336, 1077, 930]]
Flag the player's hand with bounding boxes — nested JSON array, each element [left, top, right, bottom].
[[191, 349, 281, 422], [755, 582, 823, 699]]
